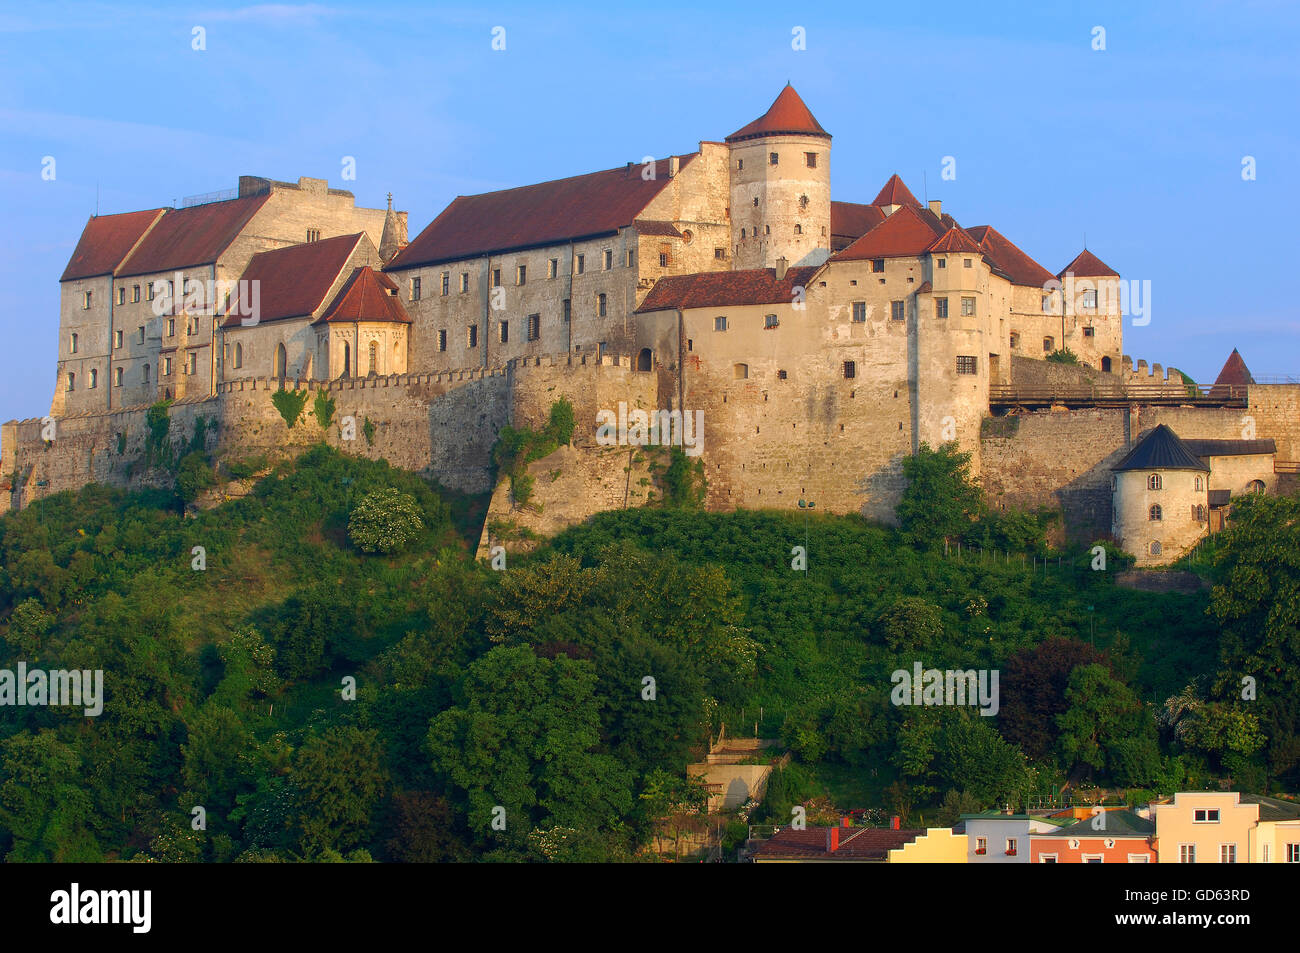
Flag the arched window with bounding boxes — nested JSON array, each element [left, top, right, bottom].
[[89, 368, 97, 389], [274, 343, 287, 380], [794, 224, 803, 235], [637, 348, 652, 372], [1195, 504, 1206, 521], [1149, 540, 1162, 556], [734, 363, 749, 380], [1043, 336, 1054, 352], [1194, 476, 1202, 491], [1148, 474, 1162, 490], [368, 340, 378, 376], [1149, 504, 1162, 521], [1101, 356, 1112, 373], [1247, 479, 1265, 493]]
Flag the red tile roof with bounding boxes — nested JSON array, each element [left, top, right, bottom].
[[635, 266, 819, 312], [1057, 248, 1116, 278], [871, 174, 922, 209], [831, 201, 886, 242], [116, 194, 271, 278], [927, 225, 985, 254], [633, 219, 683, 238], [966, 225, 1056, 287], [833, 203, 945, 261], [388, 157, 694, 271], [220, 233, 362, 328], [1212, 348, 1255, 388], [752, 827, 924, 861], [316, 267, 411, 325], [726, 84, 830, 143], [60, 209, 166, 281]]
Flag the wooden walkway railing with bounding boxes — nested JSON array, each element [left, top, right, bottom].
[[989, 382, 1250, 408]]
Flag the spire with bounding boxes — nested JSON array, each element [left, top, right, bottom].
[[871, 174, 922, 215], [726, 85, 830, 143], [379, 194, 406, 264]]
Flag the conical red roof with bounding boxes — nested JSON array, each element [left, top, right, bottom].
[[1057, 248, 1116, 278], [871, 174, 922, 209], [1213, 349, 1254, 387], [726, 85, 830, 143]]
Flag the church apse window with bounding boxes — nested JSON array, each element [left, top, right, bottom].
[[1148, 474, 1162, 490], [1149, 504, 1163, 521]]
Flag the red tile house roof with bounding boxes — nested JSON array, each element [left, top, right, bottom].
[[220, 233, 363, 328], [725, 84, 830, 143], [830, 201, 886, 246], [1057, 248, 1116, 278], [635, 266, 819, 312], [966, 225, 1056, 287], [388, 157, 694, 271], [834, 204, 945, 261], [60, 208, 166, 281], [871, 174, 923, 209], [752, 827, 925, 861], [315, 267, 411, 325], [927, 225, 985, 255], [116, 194, 271, 277]]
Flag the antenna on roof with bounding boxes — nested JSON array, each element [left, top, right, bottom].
[[922, 171, 928, 205], [95, 180, 99, 217], [1083, 231, 1087, 249]]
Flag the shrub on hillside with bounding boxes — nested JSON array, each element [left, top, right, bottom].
[[348, 487, 425, 555]]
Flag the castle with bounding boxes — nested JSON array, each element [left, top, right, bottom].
[[3, 87, 1296, 566]]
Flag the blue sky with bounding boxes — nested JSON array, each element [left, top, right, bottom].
[[2, 0, 1297, 429]]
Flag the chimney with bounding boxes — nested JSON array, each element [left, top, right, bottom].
[[626, 161, 633, 177], [828, 826, 840, 852], [841, 817, 852, 827], [668, 156, 679, 178], [891, 816, 900, 830], [928, 199, 942, 218], [775, 256, 789, 280]]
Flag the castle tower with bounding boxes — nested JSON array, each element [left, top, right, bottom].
[[378, 192, 408, 264], [726, 85, 831, 270], [1111, 424, 1209, 566]]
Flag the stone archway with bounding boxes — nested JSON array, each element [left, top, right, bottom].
[[637, 348, 652, 372]]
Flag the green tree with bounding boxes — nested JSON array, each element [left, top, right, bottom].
[[291, 726, 389, 855], [896, 442, 983, 546], [348, 486, 425, 555]]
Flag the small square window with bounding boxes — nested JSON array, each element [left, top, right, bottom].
[[937, 258, 946, 269], [778, 369, 787, 380], [1083, 326, 1095, 337], [805, 152, 817, 168], [956, 355, 977, 375], [714, 316, 727, 332], [843, 360, 856, 379], [764, 314, 779, 329], [964, 258, 972, 268], [961, 296, 976, 316], [769, 152, 778, 166], [548, 258, 558, 279]]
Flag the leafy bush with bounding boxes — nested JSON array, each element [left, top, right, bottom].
[[491, 399, 575, 507], [144, 400, 173, 469], [312, 391, 336, 430], [271, 388, 308, 429], [348, 487, 425, 555], [176, 451, 217, 505], [660, 448, 706, 508], [362, 417, 376, 447], [1046, 348, 1080, 365]]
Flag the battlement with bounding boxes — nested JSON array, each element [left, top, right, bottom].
[[1120, 354, 1183, 384]]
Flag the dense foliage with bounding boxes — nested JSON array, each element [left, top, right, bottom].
[[0, 444, 1294, 861]]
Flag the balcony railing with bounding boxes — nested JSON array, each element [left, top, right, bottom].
[[989, 382, 1250, 407]]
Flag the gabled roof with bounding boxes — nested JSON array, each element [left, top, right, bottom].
[[1182, 438, 1276, 458], [220, 233, 362, 328], [751, 827, 924, 861], [871, 174, 922, 209], [725, 84, 830, 143], [315, 267, 411, 325], [830, 201, 886, 243], [1113, 424, 1210, 472], [966, 225, 1056, 287], [834, 203, 945, 261], [1213, 349, 1255, 388], [1240, 794, 1300, 821], [1035, 810, 1154, 838], [1058, 248, 1116, 279], [927, 225, 985, 255], [387, 156, 693, 271], [61, 209, 167, 282], [635, 266, 818, 313], [116, 194, 271, 278], [633, 219, 683, 238]]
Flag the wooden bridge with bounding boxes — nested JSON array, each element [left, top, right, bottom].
[[989, 382, 1250, 410]]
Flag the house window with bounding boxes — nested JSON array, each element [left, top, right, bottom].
[[734, 363, 748, 380], [1040, 855, 1058, 864], [935, 298, 949, 319], [1082, 854, 1104, 864], [659, 243, 671, 267], [891, 300, 905, 321], [563, 299, 571, 323], [764, 314, 779, 329], [598, 293, 607, 317], [437, 329, 447, 352], [548, 258, 558, 279], [1083, 326, 1095, 338], [168, 319, 175, 337], [1083, 289, 1098, 308], [794, 224, 802, 235], [114, 367, 123, 386], [1009, 332, 1019, 348], [1150, 540, 1162, 556], [961, 297, 976, 316], [975, 838, 987, 855], [603, 250, 612, 270], [1221, 844, 1237, 864], [715, 316, 727, 332], [852, 302, 867, 323], [527, 314, 540, 341], [805, 151, 817, 168], [133, 285, 141, 303], [188, 352, 197, 374], [872, 259, 885, 273], [1247, 479, 1265, 493], [963, 258, 973, 269], [306, 229, 320, 243], [70, 333, 78, 353], [147, 283, 156, 301], [1262, 844, 1270, 862], [492, 268, 501, 288], [956, 355, 978, 375], [1195, 504, 1206, 521], [1194, 476, 1203, 491], [687, 339, 693, 352], [1041, 295, 1051, 312], [715, 247, 726, 260], [1287, 844, 1300, 863], [516, 265, 526, 285], [460, 273, 470, 293], [777, 369, 787, 380], [1006, 839, 1017, 856], [164, 357, 172, 376], [1149, 504, 1163, 521], [467, 325, 478, 348], [937, 258, 946, 269], [499, 320, 509, 344], [1193, 809, 1220, 823], [1180, 844, 1196, 863], [442, 273, 450, 295], [843, 360, 856, 379], [67, 372, 74, 391], [411, 277, 422, 301], [138, 326, 145, 344], [769, 151, 778, 166], [82, 291, 92, 309], [118, 287, 126, 305], [1148, 474, 1162, 490], [1043, 336, 1054, 352], [576, 255, 585, 274]]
